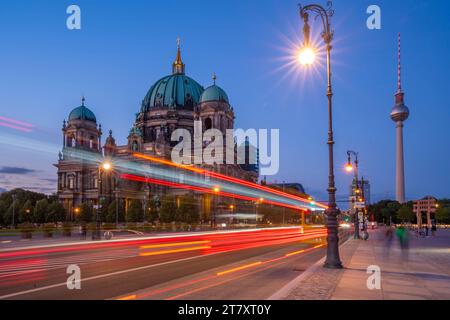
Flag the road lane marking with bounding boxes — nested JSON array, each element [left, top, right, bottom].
[[117, 294, 136, 300], [140, 240, 210, 249], [285, 249, 305, 257], [139, 245, 211, 256], [216, 261, 262, 276]]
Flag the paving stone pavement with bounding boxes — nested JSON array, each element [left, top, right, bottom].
[[271, 227, 450, 300]]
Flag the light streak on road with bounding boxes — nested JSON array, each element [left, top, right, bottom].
[[120, 173, 311, 212], [133, 152, 328, 209], [0, 131, 325, 212], [216, 261, 263, 276], [117, 295, 137, 300], [285, 249, 305, 257], [162, 242, 327, 300], [140, 240, 211, 249], [139, 245, 212, 257]]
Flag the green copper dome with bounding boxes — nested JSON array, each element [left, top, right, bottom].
[[200, 84, 229, 103], [141, 74, 204, 111], [68, 102, 97, 123]]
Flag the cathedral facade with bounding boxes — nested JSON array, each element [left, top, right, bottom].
[[55, 43, 259, 221]]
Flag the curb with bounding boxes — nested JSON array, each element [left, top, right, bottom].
[[268, 234, 354, 300]]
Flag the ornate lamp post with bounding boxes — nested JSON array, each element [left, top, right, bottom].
[[345, 150, 360, 239], [95, 161, 112, 240], [299, 2, 342, 268], [212, 187, 220, 229]]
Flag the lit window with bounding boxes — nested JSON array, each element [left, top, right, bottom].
[[69, 176, 74, 189]]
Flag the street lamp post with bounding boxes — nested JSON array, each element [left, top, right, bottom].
[[360, 177, 368, 240], [346, 150, 360, 239], [95, 161, 112, 240], [299, 2, 342, 268], [212, 187, 220, 229]]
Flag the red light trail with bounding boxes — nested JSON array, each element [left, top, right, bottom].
[[120, 173, 310, 212], [132, 152, 328, 209]]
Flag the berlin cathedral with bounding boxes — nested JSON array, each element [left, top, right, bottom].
[[55, 42, 259, 220]]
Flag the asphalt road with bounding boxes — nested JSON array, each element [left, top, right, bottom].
[[0, 227, 329, 300]]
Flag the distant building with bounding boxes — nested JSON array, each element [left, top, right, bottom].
[[413, 196, 437, 228], [268, 183, 306, 195]]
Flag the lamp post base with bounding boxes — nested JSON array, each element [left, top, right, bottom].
[[324, 208, 343, 269]]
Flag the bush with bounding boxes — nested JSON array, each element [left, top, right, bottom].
[[127, 200, 143, 223], [62, 222, 72, 237], [103, 223, 115, 231], [160, 196, 177, 223], [107, 200, 125, 223], [176, 195, 199, 224], [19, 222, 34, 239], [42, 223, 55, 238], [142, 222, 153, 232]]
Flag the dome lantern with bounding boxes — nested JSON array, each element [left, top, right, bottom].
[[172, 37, 185, 75]]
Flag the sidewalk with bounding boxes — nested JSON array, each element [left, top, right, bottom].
[[270, 228, 450, 300]]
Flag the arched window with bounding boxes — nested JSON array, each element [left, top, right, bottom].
[[204, 117, 212, 130], [132, 141, 138, 152], [68, 176, 75, 189], [89, 136, 94, 149], [71, 136, 76, 147]]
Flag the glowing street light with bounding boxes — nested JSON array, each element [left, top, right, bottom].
[[102, 161, 112, 171], [298, 47, 316, 66], [345, 163, 353, 172]]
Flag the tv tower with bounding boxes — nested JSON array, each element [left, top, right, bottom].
[[390, 33, 409, 204]]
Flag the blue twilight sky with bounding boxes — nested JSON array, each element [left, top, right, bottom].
[[0, 0, 449, 204]]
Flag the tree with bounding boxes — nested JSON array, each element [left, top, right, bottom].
[[127, 199, 142, 223], [146, 198, 159, 223], [47, 202, 67, 223], [33, 199, 48, 224], [436, 207, 450, 224], [0, 200, 7, 226], [106, 199, 125, 223], [3, 202, 15, 226], [176, 194, 199, 223], [159, 195, 177, 223], [77, 202, 93, 223], [20, 200, 33, 223], [397, 205, 414, 223]]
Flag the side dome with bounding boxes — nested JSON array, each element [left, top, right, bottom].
[[141, 74, 204, 111], [200, 84, 229, 104], [68, 99, 96, 122]]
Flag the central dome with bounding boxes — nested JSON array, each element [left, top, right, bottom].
[[141, 40, 204, 111], [141, 74, 204, 111]]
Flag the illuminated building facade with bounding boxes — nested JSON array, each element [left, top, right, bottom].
[[55, 42, 259, 221]]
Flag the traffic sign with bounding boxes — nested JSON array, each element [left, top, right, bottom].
[[355, 202, 366, 209]]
